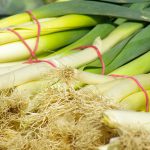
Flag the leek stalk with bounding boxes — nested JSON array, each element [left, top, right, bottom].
[[0, 1, 150, 28], [81, 74, 150, 103], [105, 25, 150, 74], [121, 90, 150, 111], [102, 74, 150, 102], [0, 14, 99, 45], [0, 29, 89, 62], [103, 110, 150, 131], [110, 51, 150, 75], [13, 69, 115, 96]]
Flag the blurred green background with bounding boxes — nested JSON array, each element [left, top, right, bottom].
[[0, 0, 55, 16]]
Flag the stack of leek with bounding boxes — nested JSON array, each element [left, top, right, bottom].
[[0, 0, 150, 150]]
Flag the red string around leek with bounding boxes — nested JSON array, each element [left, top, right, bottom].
[[7, 10, 56, 68]]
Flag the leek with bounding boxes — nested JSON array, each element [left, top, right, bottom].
[[0, 0, 150, 28], [110, 51, 150, 75], [98, 145, 108, 150], [121, 90, 150, 111], [0, 14, 99, 45], [80, 74, 150, 104], [80, 79, 123, 96], [114, 2, 150, 25], [13, 69, 115, 96], [0, 29, 89, 62], [103, 110, 150, 131], [49, 23, 115, 58], [102, 74, 150, 102], [105, 25, 150, 74], [85, 24, 150, 75], [82, 34, 135, 74]]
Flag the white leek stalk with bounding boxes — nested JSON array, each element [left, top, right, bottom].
[[103, 110, 150, 131], [121, 90, 150, 111], [80, 74, 150, 103], [102, 74, 150, 102], [80, 79, 123, 96], [0, 29, 88, 63], [13, 69, 115, 96], [98, 145, 109, 150]]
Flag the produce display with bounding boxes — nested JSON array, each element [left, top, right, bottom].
[[0, 0, 150, 150]]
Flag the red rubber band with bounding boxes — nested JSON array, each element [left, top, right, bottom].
[[75, 45, 105, 75], [111, 74, 149, 112], [7, 10, 56, 68], [7, 28, 36, 59], [76, 45, 149, 112], [26, 10, 41, 53], [26, 59, 56, 68]]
